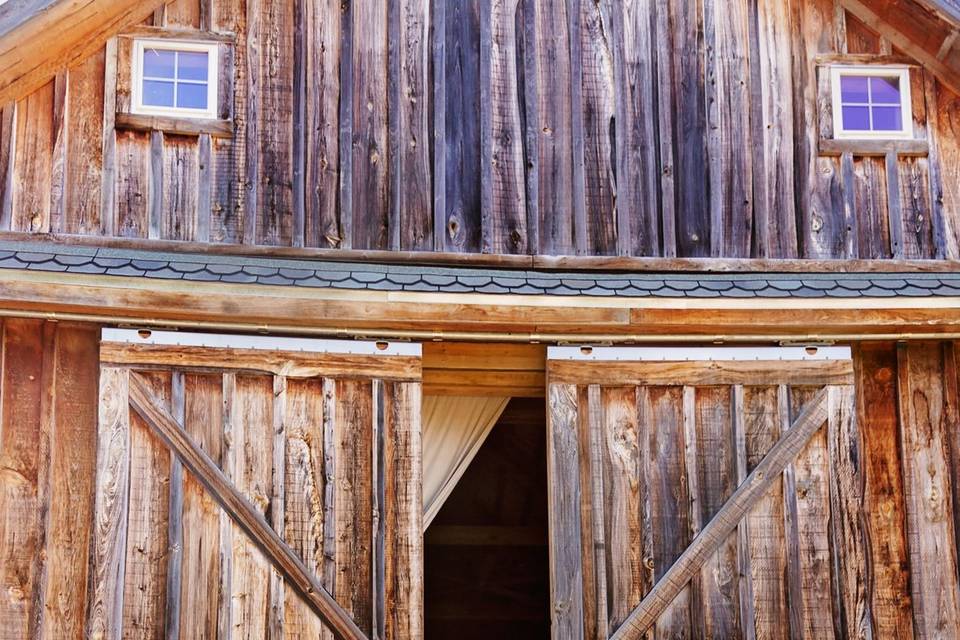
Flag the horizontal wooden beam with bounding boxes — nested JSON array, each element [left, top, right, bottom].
[[2, 270, 960, 341], [840, 0, 960, 96], [818, 138, 930, 157], [115, 113, 234, 138], [423, 342, 546, 397], [547, 360, 855, 387], [4, 231, 960, 274], [126, 372, 368, 640], [101, 342, 421, 381], [610, 387, 832, 639], [0, 0, 166, 106]]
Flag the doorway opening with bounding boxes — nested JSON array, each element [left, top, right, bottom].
[[423, 397, 551, 638]]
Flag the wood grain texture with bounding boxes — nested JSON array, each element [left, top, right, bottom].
[[0, 319, 45, 637], [63, 49, 106, 235], [12, 80, 54, 232], [897, 342, 960, 636], [88, 366, 131, 640], [547, 383, 585, 639], [853, 343, 914, 637]]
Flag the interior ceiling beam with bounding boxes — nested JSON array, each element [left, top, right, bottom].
[[0, 0, 167, 106], [840, 0, 960, 96]]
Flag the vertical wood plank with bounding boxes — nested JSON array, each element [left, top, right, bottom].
[[161, 136, 200, 241], [229, 375, 274, 638], [432, 0, 447, 252], [335, 379, 374, 635], [352, 0, 390, 250], [742, 385, 789, 639], [852, 156, 892, 259], [705, 0, 754, 258], [242, 0, 261, 245], [253, 0, 296, 246], [12, 81, 54, 232], [853, 343, 914, 638], [48, 72, 67, 234], [885, 151, 905, 259], [640, 385, 691, 638], [217, 373, 235, 640], [87, 367, 132, 640], [100, 38, 118, 237], [613, 0, 660, 256], [115, 131, 150, 238], [897, 342, 960, 636], [779, 386, 805, 638], [371, 381, 385, 639], [898, 156, 935, 260], [283, 377, 329, 639], [41, 324, 99, 638], [666, 0, 708, 257], [147, 130, 163, 240], [163, 372, 185, 640], [752, 0, 798, 258], [196, 134, 212, 242], [396, 0, 432, 251], [578, 385, 608, 639], [64, 50, 107, 235], [681, 386, 705, 638], [179, 374, 223, 639], [547, 383, 585, 639], [384, 381, 424, 640], [691, 385, 740, 638], [121, 371, 171, 639], [733, 385, 758, 640], [442, 0, 482, 252], [0, 320, 45, 637], [485, 0, 528, 254], [0, 104, 15, 231], [788, 386, 837, 639], [579, 0, 616, 256], [794, 0, 845, 259], [268, 375, 287, 639], [531, 0, 575, 255], [826, 384, 871, 639], [337, 0, 354, 250], [304, 0, 342, 248], [601, 386, 646, 631]]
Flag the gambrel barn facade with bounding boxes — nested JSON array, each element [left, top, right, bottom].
[[3, 0, 960, 637]]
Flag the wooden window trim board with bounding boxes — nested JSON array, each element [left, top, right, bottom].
[[114, 30, 234, 138]]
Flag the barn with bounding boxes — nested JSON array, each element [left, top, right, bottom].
[[1, 0, 960, 637]]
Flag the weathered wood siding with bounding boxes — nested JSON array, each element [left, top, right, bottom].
[[0, 0, 958, 260], [546, 350, 960, 638], [89, 341, 424, 638], [0, 320, 100, 638]]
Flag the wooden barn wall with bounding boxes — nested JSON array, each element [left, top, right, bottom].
[[0, 0, 958, 259], [0, 319, 100, 638], [547, 348, 960, 637]]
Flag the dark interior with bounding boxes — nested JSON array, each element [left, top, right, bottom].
[[423, 397, 550, 639]]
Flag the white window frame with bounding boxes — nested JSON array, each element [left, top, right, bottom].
[[131, 39, 219, 120], [830, 65, 913, 140]]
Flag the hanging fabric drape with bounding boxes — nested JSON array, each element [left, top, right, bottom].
[[421, 395, 510, 529]]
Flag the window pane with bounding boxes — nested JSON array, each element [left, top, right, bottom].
[[143, 49, 175, 78], [178, 52, 209, 81], [842, 105, 870, 130], [840, 75, 869, 103], [872, 105, 903, 131], [870, 76, 901, 104], [176, 82, 208, 110], [143, 80, 175, 107]]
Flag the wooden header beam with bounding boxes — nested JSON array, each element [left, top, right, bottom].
[[0, 0, 167, 106]]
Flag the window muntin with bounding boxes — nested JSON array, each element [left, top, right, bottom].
[[132, 40, 218, 119], [830, 66, 913, 139]]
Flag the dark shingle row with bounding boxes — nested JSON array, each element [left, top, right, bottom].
[[2, 241, 960, 299]]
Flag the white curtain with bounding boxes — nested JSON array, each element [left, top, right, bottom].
[[422, 395, 510, 529]]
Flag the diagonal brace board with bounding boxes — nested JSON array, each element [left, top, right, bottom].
[[610, 386, 831, 639], [127, 372, 369, 640]]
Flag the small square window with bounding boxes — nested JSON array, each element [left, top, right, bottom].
[[132, 39, 218, 119], [831, 66, 913, 139]]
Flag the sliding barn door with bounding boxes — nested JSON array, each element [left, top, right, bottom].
[[546, 347, 857, 639], [89, 330, 423, 639]]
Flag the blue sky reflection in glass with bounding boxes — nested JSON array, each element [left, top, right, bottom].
[[142, 48, 209, 110], [839, 75, 902, 132]]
